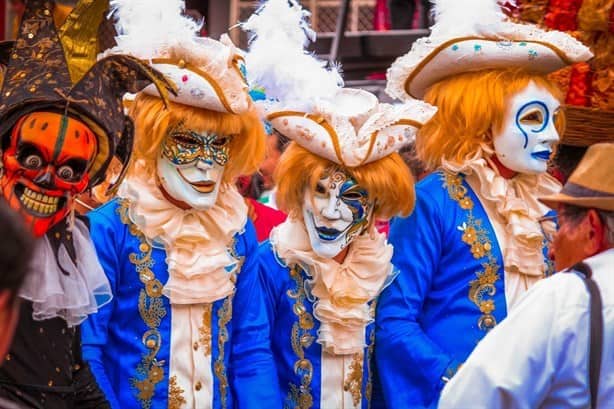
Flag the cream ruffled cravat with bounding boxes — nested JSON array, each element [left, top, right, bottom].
[[119, 166, 247, 305], [271, 219, 395, 355], [443, 157, 561, 281]]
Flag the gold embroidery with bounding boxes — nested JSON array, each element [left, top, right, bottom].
[[365, 301, 376, 408], [118, 199, 168, 408], [285, 266, 315, 409], [344, 353, 364, 407], [199, 304, 213, 356], [168, 375, 187, 409], [443, 173, 500, 331], [214, 295, 233, 409]]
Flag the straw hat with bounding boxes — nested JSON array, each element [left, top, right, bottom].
[[540, 143, 614, 211]]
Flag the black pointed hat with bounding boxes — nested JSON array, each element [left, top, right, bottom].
[[0, 0, 176, 192]]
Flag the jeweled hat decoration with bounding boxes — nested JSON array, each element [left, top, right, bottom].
[[109, 0, 251, 115], [386, 0, 593, 101], [0, 0, 176, 192], [243, 0, 436, 167]]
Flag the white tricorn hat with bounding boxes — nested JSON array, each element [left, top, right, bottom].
[[243, 0, 437, 167], [107, 0, 251, 114], [386, 0, 593, 101], [267, 88, 436, 167]]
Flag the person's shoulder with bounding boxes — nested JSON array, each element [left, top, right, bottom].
[[257, 240, 290, 277], [87, 198, 123, 227]]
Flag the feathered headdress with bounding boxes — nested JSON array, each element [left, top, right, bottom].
[[0, 0, 176, 192], [386, 0, 593, 101], [109, 0, 251, 114], [243, 0, 436, 167]]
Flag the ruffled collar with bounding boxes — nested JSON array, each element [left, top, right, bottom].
[[271, 219, 394, 355], [119, 165, 247, 304], [20, 218, 112, 327], [443, 157, 561, 278]]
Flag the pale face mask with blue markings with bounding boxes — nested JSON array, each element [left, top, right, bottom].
[[157, 125, 232, 210], [302, 169, 374, 259], [493, 82, 561, 174]]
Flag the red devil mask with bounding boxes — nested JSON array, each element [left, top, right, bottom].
[[1, 111, 98, 236]]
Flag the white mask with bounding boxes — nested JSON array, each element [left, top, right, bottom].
[[493, 82, 561, 174], [157, 126, 232, 210], [302, 170, 373, 259]]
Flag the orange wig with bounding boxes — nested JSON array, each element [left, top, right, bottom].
[[275, 142, 415, 220], [128, 93, 266, 183], [417, 68, 566, 171]]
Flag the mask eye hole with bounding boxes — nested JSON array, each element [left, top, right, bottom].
[[17, 144, 45, 170], [171, 132, 200, 147], [57, 159, 87, 182], [210, 135, 231, 148], [342, 191, 364, 201], [520, 109, 543, 125], [315, 182, 327, 196]]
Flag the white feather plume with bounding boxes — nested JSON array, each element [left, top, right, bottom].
[[242, 0, 343, 112], [108, 0, 202, 59], [429, 0, 509, 38]]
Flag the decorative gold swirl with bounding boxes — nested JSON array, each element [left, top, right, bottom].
[[118, 199, 167, 408], [443, 173, 500, 331]]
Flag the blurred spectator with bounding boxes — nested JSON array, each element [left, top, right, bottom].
[[399, 141, 429, 180], [550, 144, 588, 184], [0, 202, 33, 365], [388, 0, 431, 29]]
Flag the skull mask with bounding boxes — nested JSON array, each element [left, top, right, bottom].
[[1, 111, 98, 237]]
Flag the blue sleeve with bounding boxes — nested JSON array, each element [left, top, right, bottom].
[[230, 221, 282, 409], [257, 240, 284, 328], [375, 187, 459, 408], [80, 202, 122, 409]]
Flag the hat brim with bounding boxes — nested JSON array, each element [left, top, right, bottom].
[[539, 193, 614, 212], [406, 37, 572, 99], [143, 61, 249, 114]]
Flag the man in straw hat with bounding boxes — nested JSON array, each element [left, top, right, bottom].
[[438, 142, 614, 408]]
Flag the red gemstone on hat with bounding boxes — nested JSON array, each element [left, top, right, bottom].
[[182, 75, 188, 82]]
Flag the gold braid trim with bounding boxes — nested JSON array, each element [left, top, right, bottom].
[[118, 199, 168, 408], [442, 172, 500, 331]]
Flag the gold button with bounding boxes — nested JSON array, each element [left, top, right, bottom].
[[55, 367, 61, 373], [27, 33, 34, 39], [74, 364, 81, 371], [195, 381, 202, 391], [55, 232, 61, 239], [146, 339, 156, 349], [484, 243, 492, 251], [193, 342, 198, 351], [44, 9, 50, 16], [177, 59, 186, 68], [48, 380, 53, 387], [29, 86, 36, 92], [4, 91, 11, 97]]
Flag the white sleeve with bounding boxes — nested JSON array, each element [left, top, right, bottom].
[[437, 278, 563, 409]]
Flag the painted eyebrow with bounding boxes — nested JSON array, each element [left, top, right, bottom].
[[515, 100, 550, 148]]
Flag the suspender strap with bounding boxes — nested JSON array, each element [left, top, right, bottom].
[[571, 261, 604, 408]]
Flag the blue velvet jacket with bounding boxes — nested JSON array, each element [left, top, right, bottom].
[[81, 199, 279, 409], [375, 171, 551, 408], [258, 241, 385, 409]]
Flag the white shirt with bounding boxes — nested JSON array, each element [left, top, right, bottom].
[[439, 248, 614, 409]]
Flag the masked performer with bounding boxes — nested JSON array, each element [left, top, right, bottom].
[[80, 1, 277, 408], [375, 0, 593, 407], [0, 0, 174, 408], [243, 1, 435, 407]]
